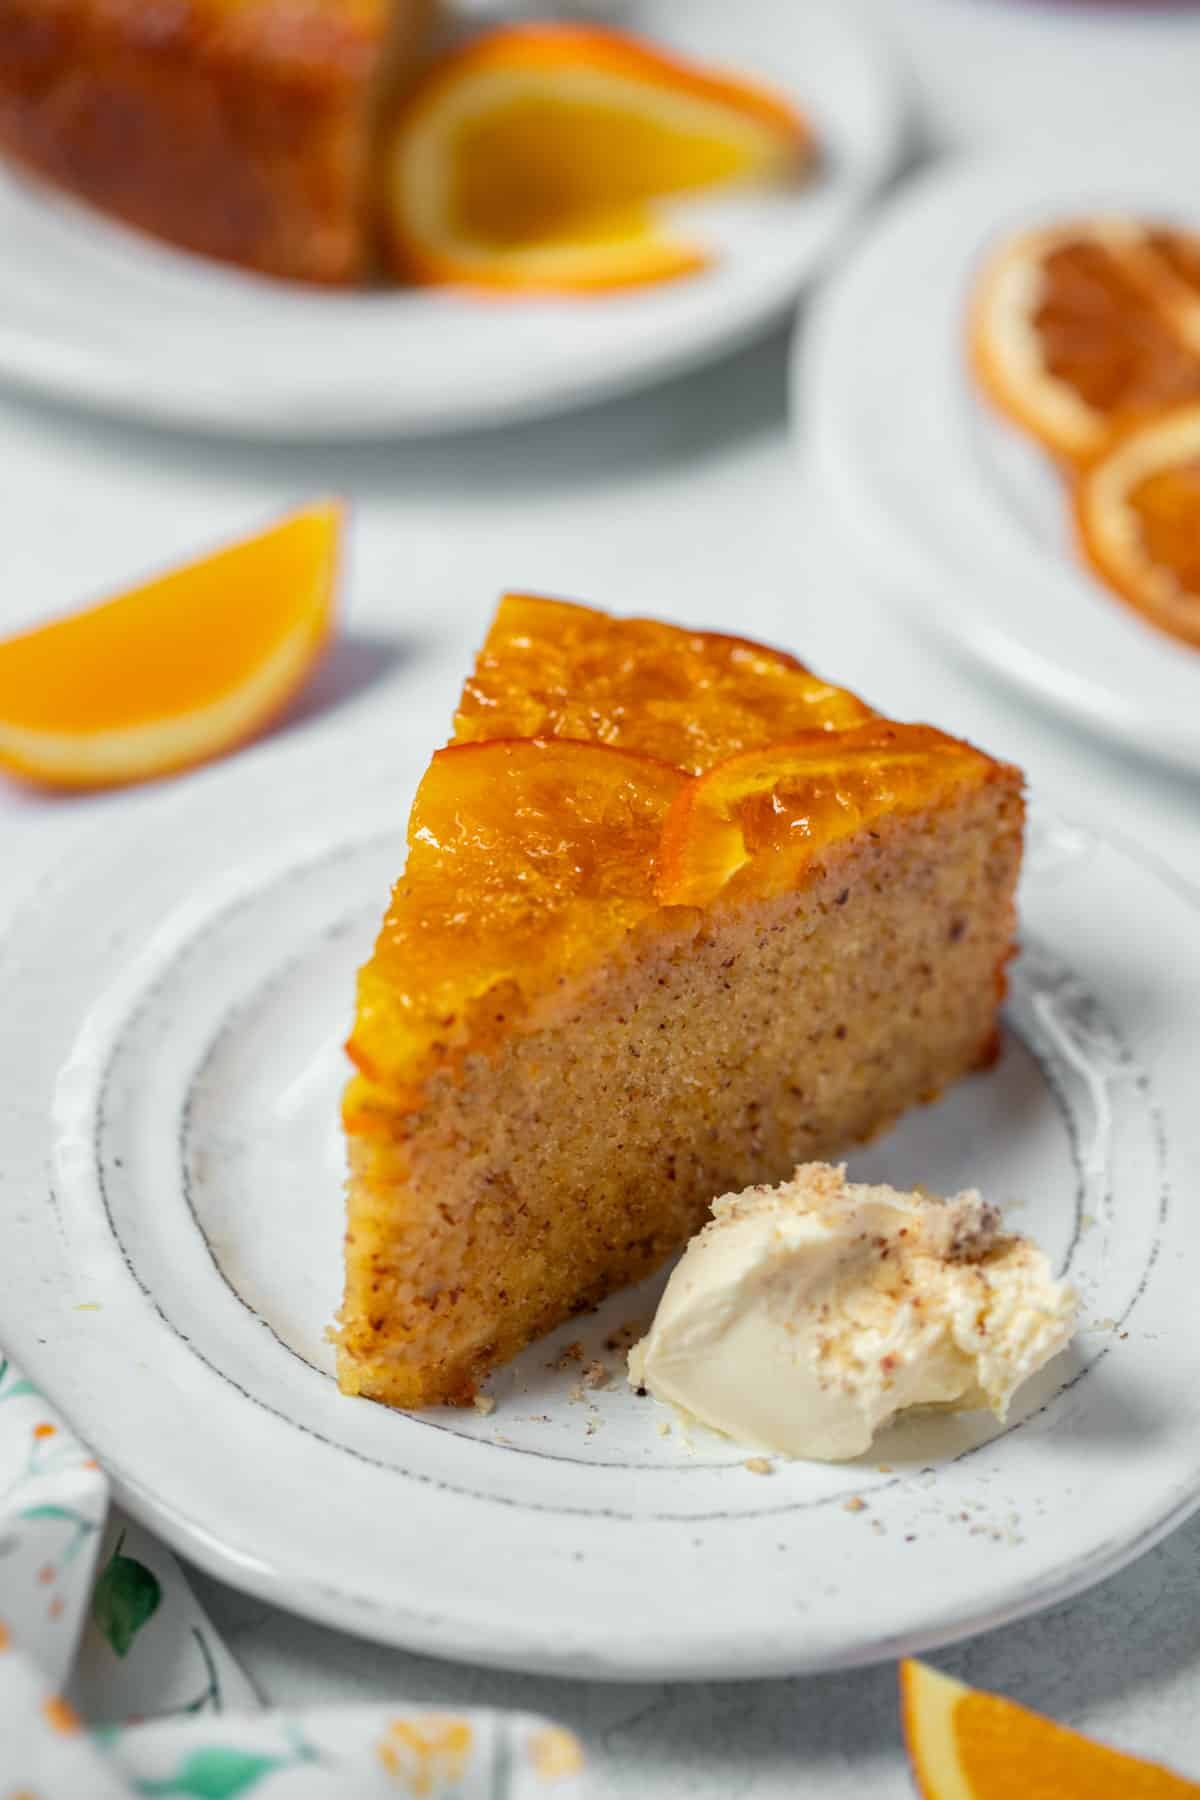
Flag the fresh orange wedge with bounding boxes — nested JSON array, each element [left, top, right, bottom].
[[381, 25, 814, 293], [0, 502, 341, 790], [1075, 400, 1200, 648], [901, 1659, 1200, 1799], [655, 723, 998, 908], [970, 219, 1200, 464]]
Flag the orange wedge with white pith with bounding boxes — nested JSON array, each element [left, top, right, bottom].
[[0, 502, 340, 790], [901, 1659, 1200, 1800], [382, 26, 814, 294]]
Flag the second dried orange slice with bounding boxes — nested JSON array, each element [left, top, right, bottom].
[[382, 25, 814, 293], [1075, 400, 1200, 649], [0, 502, 341, 790]]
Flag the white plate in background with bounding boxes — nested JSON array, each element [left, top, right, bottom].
[[0, 1, 899, 438], [2, 738, 1198, 1678], [800, 141, 1200, 775]]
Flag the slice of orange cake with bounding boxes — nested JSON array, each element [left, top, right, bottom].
[[338, 595, 1024, 1408]]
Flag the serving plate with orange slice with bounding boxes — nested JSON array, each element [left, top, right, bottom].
[[0, 1, 899, 436], [803, 138, 1200, 774]]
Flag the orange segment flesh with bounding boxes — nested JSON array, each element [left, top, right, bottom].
[[970, 221, 1200, 463], [1075, 401, 1200, 649], [0, 502, 341, 789], [382, 25, 814, 293], [347, 738, 688, 1099], [656, 723, 998, 908], [454, 593, 871, 773], [901, 1659, 1200, 1800]]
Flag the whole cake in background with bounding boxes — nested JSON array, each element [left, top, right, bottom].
[[337, 594, 1024, 1409], [0, 0, 436, 283]]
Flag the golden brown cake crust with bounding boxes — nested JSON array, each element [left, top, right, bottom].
[[0, 0, 400, 282]]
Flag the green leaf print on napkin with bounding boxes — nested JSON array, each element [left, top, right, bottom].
[[93, 1529, 162, 1656], [0, 1357, 37, 1401], [133, 1746, 297, 1799]]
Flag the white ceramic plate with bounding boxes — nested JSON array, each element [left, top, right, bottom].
[[2, 738, 1199, 1679], [0, 1, 899, 439], [799, 140, 1200, 775]]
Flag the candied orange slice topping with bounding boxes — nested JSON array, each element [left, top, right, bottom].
[[347, 738, 688, 1096], [0, 502, 340, 790], [656, 723, 997, 908], [382, 25, 814, 293], [970, 220, 1200, 463], [901, 1659, 1200, 1799], [1075, 400, 1200, 648], [454, 593, 871, 773]]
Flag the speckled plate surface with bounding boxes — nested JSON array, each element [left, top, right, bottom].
[[2, 738, 1199, 1679]]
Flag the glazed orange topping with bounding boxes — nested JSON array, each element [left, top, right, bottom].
[[454, 594, 872, 773], [347, 600, 1005, 1111], [1129, 459, 1200, 597], [1035, 238, 1200, 420], [349, 738, 687, 1094], [656, 724, 997, 908]]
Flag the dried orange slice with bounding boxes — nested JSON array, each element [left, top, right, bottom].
[[455, 592, 871, 772], [655, 723, 998, 908], [901, 1659, 1200, 1799], [0, 502, 340, 790], [1075, 400, 1200, 648], [348, 737, 688, 1096], [970, 219, 1200, 463], [381, 25, 814, 293]]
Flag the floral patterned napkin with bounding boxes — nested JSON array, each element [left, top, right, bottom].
[[0, 1351, 586, 1797]]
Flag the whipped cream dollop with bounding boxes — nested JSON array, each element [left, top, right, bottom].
[[628, 1163, 1077, 1461]]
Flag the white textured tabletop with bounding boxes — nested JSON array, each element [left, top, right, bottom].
[[3, 0, 1200, 1791]]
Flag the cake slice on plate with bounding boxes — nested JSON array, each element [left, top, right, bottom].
[[338, 595, 1024, 1407]]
